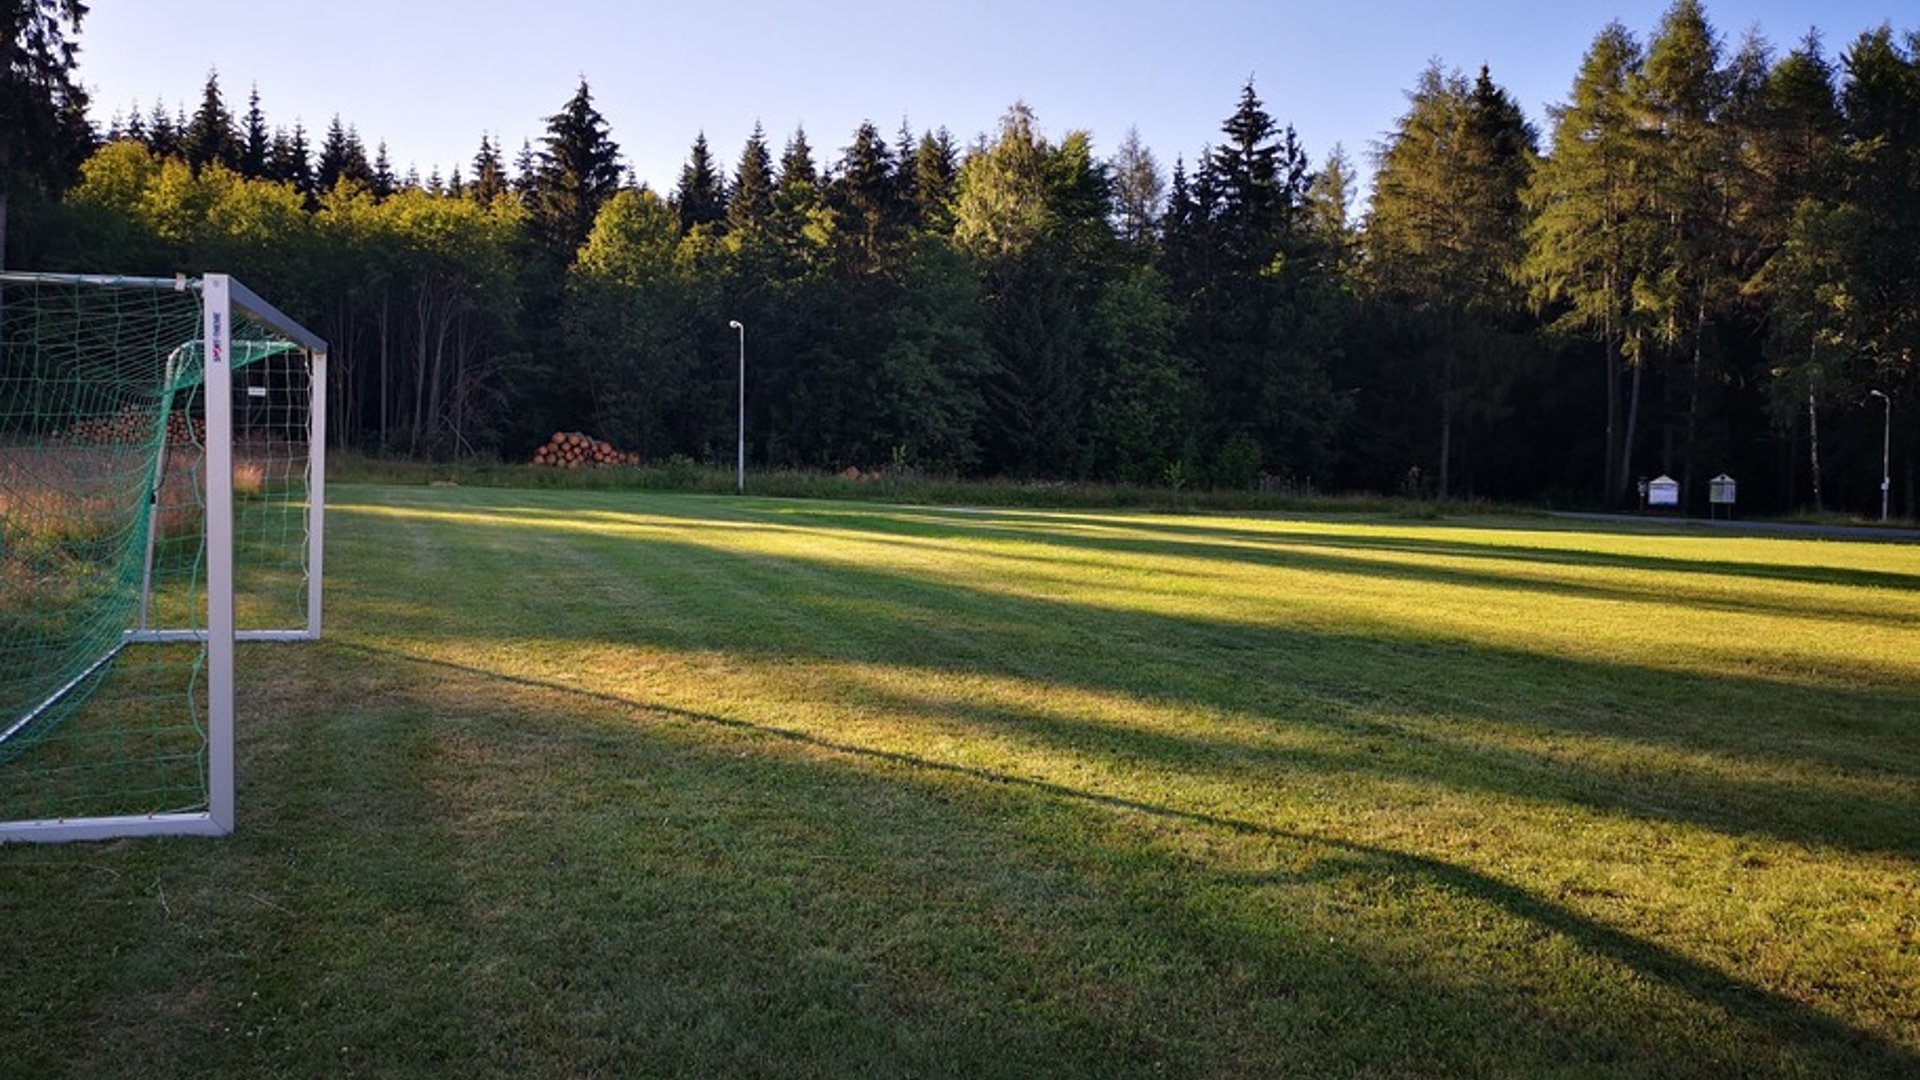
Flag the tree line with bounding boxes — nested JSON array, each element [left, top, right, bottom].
[[4, 1, 1916, 514]]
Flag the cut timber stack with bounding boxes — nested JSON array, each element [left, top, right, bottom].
[[59, 407, 205, 446], [530, 431, 642, 469]]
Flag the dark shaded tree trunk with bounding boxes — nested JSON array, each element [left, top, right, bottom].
[[1620, 360, 1642, 502], [1807, 390, 1823, 513]]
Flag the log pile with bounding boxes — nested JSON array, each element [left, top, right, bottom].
[[59, 408, 205, 446], [530, 431, 642, 469]]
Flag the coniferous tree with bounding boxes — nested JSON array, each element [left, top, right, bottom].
[[182, 71, 241, 172], [469, 134, 509, 205], [145, 102, 178, 158], [910, 128, 958, 233], [1525, 21, 1658, 502], [1209, 83, 1282, 260], [316, 116, 372, 192], [768, 126, 826, 268], [1836, 28, 1920, 394], [1633, 0, 1734, 499], [511, 139, 537, 205], [533, 79, 623, 255], [1159, 157, 1200, 284], [1305, 144, 1357, 271], [277, 121, 313, 198], [1366, 62, 1536, 497], [1170, 83, 1345, 484], [1110, 126, 1163, 250], [240, 84, 269, 178], [674, 131, 726, 234], [830, 121, 900, 272], [372, 141, 396, 199], [1, 0, 91, 268], [776, 128, 819, 199], [955, 104, 1115, 474], [726, 123, 775, 235], [122, 99, 147, 143]]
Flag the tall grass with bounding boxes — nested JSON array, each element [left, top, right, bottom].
[[327, 451, 1493, 518]]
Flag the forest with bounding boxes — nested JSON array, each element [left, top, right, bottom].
[[3, 1, 1916, 515]]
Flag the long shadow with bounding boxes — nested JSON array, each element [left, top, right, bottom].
[[339, 641, 1920, 1077], [770, 505, 1920, 626], [347, 495, 1920, 628], [323, 499, 1920, 860], [777, 502, 1920, 593]]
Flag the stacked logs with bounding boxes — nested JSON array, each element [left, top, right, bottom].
[[530, 431, 642, 469], [59, 408, 205, 446]]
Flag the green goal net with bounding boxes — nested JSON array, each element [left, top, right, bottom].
[[0, 273, 326, 841]]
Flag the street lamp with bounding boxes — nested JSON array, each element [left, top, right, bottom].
[[1869, 389, 1891, 523], [728, 320, 745, 493]]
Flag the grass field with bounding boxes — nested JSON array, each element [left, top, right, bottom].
[[4, 484, 1918, 1077]]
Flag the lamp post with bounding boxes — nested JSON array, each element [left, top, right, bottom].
[[1869, 389, 1890, 522], [728, 320, 745, 493]]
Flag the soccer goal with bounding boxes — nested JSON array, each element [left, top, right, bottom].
[[0, 272, 327, 842]]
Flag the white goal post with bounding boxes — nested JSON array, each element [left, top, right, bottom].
[[0, 272, 327, 843]]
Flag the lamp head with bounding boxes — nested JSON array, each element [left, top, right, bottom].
[[1869, 389, 1887, 401], [728, 320, 743, 330]]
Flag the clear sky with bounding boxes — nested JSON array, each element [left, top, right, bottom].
[[76, 1, 1908, 199]]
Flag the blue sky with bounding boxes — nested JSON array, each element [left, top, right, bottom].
[[78, 1, 1907, 200]]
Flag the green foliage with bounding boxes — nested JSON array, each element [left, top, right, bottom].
[[182, 71, 241, 174], [1366, 61, 1535, 497], [10, 13, 1920, 518], [674, 131, 726, 236], [725, 124, 774, 237], [0, 0, 91, 266], [532, 80, 622, 257]]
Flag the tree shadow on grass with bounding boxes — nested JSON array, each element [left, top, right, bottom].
[[765, 504, 1920, 626], [825, 504, 1920, 589], [368, 492, 1920, 630], [338, 641, 1920, 1078], [324, 499, 1920, 859]]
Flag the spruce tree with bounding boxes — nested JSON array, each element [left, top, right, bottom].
[[146, 102, 178, 158], [372, 141, 397, 199], [674, 131, 726, 234], [534, 79, 624, 254], [1210, 82, 1281, 255], [771, 126, 825, 265], [829, 121, 898, 271], [316, 116, 371, 192], [122, 100, 147, 143], [183, 71, 241, 172], [1, 0, 90, 268], [511, 139, 538, 205], [777, 127, 819, 196], [727, 123, 775, 235], [469, 134, 509, 205], [283, 122, 314, 198], [911, 128, 958, 233], [241, 84, 269, 178]]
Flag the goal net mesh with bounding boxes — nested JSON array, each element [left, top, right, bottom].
[[0, 276, 312, 826]]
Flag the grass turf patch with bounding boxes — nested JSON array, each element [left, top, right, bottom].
[[4, 484, 1917, 1077]]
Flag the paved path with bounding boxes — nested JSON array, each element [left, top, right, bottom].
[[1547, 512, 1920, 544]]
